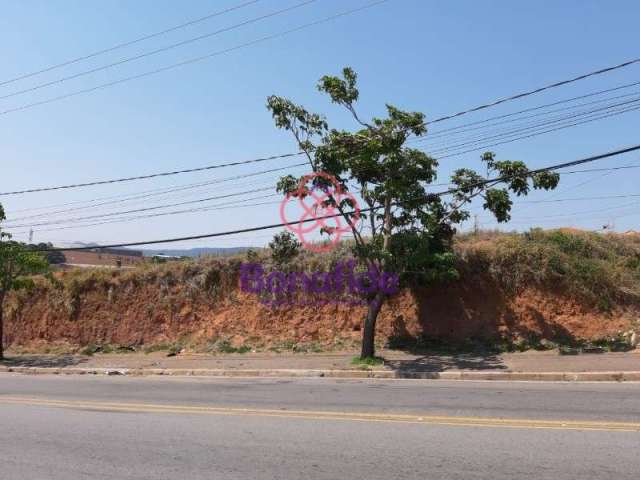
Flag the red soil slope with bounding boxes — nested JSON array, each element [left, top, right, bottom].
[[4, 270, 635, 350]]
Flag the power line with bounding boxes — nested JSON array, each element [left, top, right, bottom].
[[342, 58, 640, 146], [0, 0, 263, 88], [9, 196, 281, 235], [479, 199, 640, 223], [20, 177, 639, 233], [422, 58, 640, 127], [7, 162, 307, 222], [6, 124, 639, 230], [5, 91, 636, 200], [558, 164, 640, 175], [518, 192, 640, 204], [13, 146, 640, 232], [0, 152, 304, 196], [29, 144, 640, 252], [426, 163, 640, 188], [0, 1, 388, 120], [427, 97, 640, 155], [416, 88, 640, 146], [18, 186, 640, 236], [0, 1, 388, 198], [4, 186, 276, 228], [3, 52, 638, 199], [3, 53, 637, 197], [432, 145, 640, 196], [435, 103, 640, 159], [506, 165, 621, 217], [419, 102, 640, 161], [6, 195, 282, 235], [6, 162, 306, 215], [10, 182, 362, 231], [415, 79, 640, 140], [0, 0, 317, 101]]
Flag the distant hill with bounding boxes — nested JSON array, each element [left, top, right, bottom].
[[140, 247, 252, 258]]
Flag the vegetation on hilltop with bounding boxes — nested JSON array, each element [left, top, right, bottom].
[[15, 228, 640, 314], [3, 229, 638, 355], [456, 229, 640, 310]]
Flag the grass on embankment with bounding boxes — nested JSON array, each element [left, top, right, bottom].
[[455, 228, 640, 310], [6, 228, 639, 355], [35, 228, 640, 313]]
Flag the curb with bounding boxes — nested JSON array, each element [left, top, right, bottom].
[[1, 366, 640, 381]]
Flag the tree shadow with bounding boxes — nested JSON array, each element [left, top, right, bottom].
[[384, 352, 507, 373], [383, 277, 579, 374], [0, 355, 88, 368]]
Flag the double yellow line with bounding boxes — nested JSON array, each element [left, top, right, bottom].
[[1, 395, 638, 432]]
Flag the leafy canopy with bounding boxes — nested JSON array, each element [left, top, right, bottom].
[[269, 231, 301, 268], [0, 204, 50, 296], [267, 67, 559, 281]]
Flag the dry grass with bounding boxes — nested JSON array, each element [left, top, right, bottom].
[[31, 228, 640, 314], [455, 229, 640, 309]]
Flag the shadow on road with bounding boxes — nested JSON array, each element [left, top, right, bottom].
[[0, 355, 88, 368], [385, 353, 507, 373]]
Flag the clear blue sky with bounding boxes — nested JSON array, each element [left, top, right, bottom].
[[1, 0, 639, 249]]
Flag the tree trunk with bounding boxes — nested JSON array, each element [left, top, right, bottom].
[[360, 196, 393, 359], [360, 290, 386, 359], [0, 292, 5, 360]]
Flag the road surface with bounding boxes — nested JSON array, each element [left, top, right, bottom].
[[0, 374, 638, 479]]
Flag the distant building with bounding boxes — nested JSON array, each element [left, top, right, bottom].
[[61, 248, 144, 269], [150, 253, 184, 263]]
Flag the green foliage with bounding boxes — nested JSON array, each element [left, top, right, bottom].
[[0, 206, 50, 356], [24, 243, 65, 265], [0, 206, 50, 295], [200, 338, 252, 354], [218, 341, 250, 354], [483, 189, 512, 222], [269, 231, 301, 267], [266, 68, 559, 283], [267, 68, 559, 358], [0, 241, 49, 295], [350, 355, 384, 367]]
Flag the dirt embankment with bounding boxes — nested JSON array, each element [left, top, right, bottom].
[[4, 267, 636, 351], [5, 229, 640, 351]]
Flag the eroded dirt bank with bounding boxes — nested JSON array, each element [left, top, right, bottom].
[[4, 269, 635, 351]]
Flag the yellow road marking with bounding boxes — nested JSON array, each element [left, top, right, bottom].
[[0, 395, 638, 432]]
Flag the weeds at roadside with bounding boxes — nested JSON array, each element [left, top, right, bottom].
[[351, 356, 384, 368], [142, 342, 182, 356], [80, 344, 137, 356]]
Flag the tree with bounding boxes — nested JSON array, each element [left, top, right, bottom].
[[27, 243, 66, 265], [0, 203, 49, 359], [269, 231, 301, 268], [267, 68, 560, 359]]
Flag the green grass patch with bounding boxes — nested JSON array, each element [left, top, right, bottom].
[[351, 356, 384, 367]]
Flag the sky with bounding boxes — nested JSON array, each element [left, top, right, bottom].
[[0, 0, 639, 250]]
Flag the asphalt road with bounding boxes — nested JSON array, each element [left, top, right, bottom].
[[0, 374, 639, 479]]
